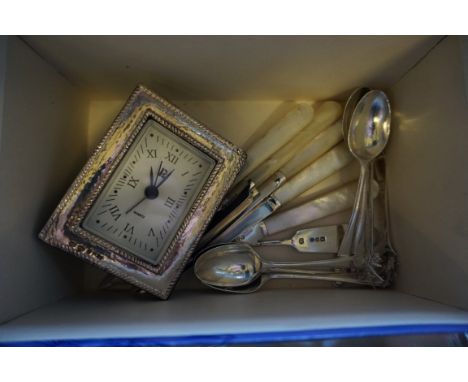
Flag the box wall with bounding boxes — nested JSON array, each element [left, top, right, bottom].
[[24, 36, 441, 101], [0, 37, 88, 323], [0, 36, 7, 149], [86, 98, 295, 150], [388, 37, 468, 310]]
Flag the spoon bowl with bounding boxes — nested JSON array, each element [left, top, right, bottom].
[[348, 90, 391, 161], [194, 243, 262, 288]]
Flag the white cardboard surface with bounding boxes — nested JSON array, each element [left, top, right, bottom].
[[0, 36, 6, 149], [24, 36, 440, 101], [1, 289, 467, 342], [388, 37, 468, 310], [0, 37, 87, 323]]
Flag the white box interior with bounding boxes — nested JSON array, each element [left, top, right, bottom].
[[1, 36, 467, 344]]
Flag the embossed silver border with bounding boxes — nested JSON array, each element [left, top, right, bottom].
[[39, 85, 246, 299]]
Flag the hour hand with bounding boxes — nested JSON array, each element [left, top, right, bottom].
[[150, 166, 154, 186]]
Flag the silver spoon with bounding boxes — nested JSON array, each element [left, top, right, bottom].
[[194, 243, 374, 294], [343, 89, 396, 282], [195, 243, 354, 284], [203, 272, 374, 294], [338, 90, 391, 264], [342, 87, 379, 275]]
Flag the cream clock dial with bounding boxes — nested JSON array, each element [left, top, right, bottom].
[[83, 118, 215, 264]]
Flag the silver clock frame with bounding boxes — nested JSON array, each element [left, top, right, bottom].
[[39, 85, 246, 299]]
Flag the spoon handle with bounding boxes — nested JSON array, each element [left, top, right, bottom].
[[337, 161, 374, 262], [206, 272, 381, 294], [375, 157, 398, 256], [253, 224, 344, 253], [266, 272, 374, 285], [263, 256, 353, 271]]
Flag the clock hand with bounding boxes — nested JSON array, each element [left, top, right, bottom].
[[153, 161, 163, 186], [150, 166, 154, 186], [126, 165, 174, 215], [154, 168, 174, 189], [125, 195, 147, 215]]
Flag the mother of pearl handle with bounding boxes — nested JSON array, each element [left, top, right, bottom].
[[235, 103, 314, 185], [273, 142, 353, 205], [245, 102, 342, 187], [281, 161, 360, 210], [279, 120, 343, 178], [264, 180, 379, 236]]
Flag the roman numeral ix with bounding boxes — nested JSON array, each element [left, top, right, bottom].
[[127, 176, 139, 189]]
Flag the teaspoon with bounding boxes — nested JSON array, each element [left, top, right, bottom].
[[194, 243, 374, 293], [194, 243, 354, 285], [338, 90, 391, 264]]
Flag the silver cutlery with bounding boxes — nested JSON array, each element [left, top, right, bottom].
[[194, 242, 380, 294], [337, 90, 391, 266], [209, 143, 353, 245]]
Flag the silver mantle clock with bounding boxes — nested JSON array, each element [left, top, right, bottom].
[[39, 85, 246, 299]]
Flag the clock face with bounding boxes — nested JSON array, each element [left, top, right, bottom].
[[82, 118, 216, 264]]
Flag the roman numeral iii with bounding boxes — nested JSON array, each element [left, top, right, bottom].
[[164, 197, 176, 208]]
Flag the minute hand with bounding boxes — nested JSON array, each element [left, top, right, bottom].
[[155, 169, 174, 189]]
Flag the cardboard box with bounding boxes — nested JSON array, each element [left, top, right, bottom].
[[0, 36, 467, 345]]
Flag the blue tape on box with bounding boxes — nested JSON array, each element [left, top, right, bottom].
[[1, 324, 467, 347]]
